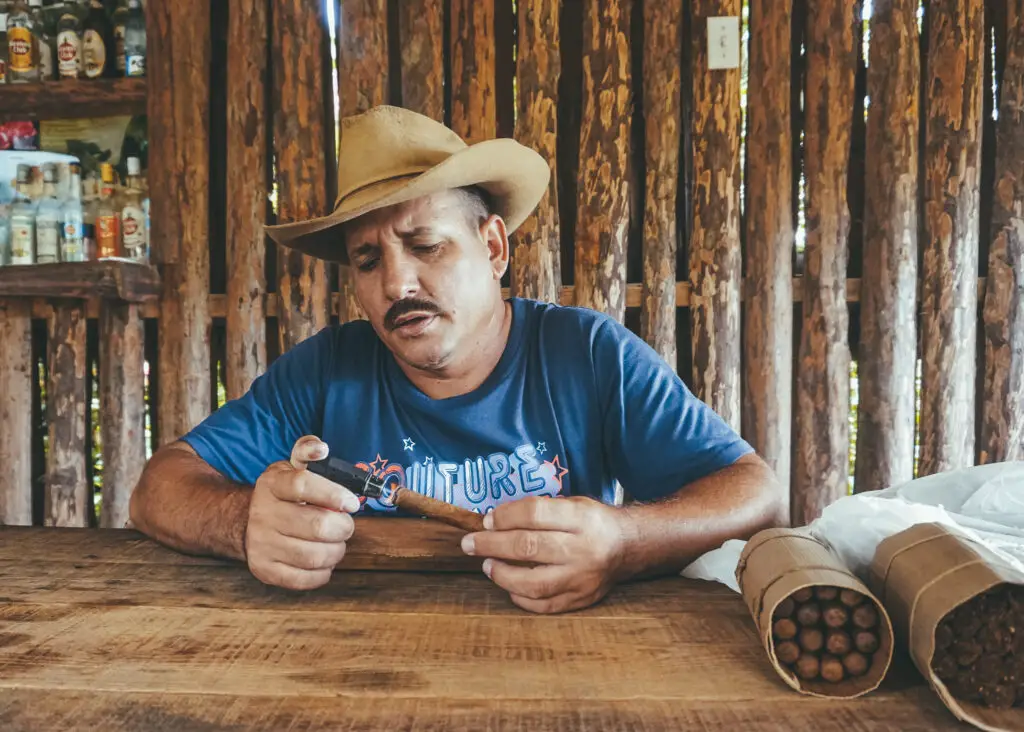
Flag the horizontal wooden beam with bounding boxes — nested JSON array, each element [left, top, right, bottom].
[[0, 261, 160, 302], [25, 277, 989, 321], [0, 78, 148, 122]]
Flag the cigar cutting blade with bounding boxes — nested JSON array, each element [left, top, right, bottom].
[[307, 456, 390, 500]]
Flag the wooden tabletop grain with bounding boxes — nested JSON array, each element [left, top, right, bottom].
[[0, 519, 972, 731]]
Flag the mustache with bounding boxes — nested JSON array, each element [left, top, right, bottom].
[[384, 298, 441, 330]]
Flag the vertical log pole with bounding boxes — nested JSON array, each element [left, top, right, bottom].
[[575, 0, 631, 321], [640, 0, 683, 368], [273, 0, 331, 351], [400, 0, 444, 122], [337, 0, 388, 324], [46, 303, 87, 527], [919, 0, 985, 476], [691, 0, 742, 427], [225, 0, 268, 400], [512, 0, 561, 304], [451, 0, 496, 144], [148, 0, 211, 443], [981, 0, 1024, 463], [793, 0, 857, 525], [0, 301, 32, 525], [856, 0, 920, 493], [744, 0, 793, 494], [99, 303, 145, 529]]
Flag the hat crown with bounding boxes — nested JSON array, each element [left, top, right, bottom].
[[336, 106, 468, 206]]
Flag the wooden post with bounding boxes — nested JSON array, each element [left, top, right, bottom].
[[46, 303, 87, 527], [148, 0, 211, 443], [511, 0, 561, 304], [337, 0, 388, 324], [399, 0, 444, 122], [793, 0, 857, 525], [918, 0, 985, 476], [575, 0, 631, 321], [99, 303, 145, 529], [450, 0, 496, 144], [224, 0, 268, 401], [691, 0, 742, 427], [0, 300, 32, 526], [855, 0, 920, 493], [743, 0, 793, 495], [981, 0, 1024, 463], [640, 0, 683, 369], [272, 0, 331, 351]]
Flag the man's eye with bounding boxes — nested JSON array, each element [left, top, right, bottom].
[[414, 243, 441, 254], [357, 258, 378, 272]]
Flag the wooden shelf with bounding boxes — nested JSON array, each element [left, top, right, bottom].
[[0, 78, 148, 122], [0, 260, 160, 302]]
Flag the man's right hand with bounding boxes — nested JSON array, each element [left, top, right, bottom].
[[245, 435, 361, 590]]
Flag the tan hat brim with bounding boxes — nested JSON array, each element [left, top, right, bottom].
[[264, 138, 551, 264]]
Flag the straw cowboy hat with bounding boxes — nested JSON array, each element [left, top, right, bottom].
[[264, 105, 551, 264]]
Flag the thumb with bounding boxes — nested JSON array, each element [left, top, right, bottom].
[[289, 435, 329, 470]]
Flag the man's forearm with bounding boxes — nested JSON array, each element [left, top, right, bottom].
[[128, 441, 252, 561], [615, 453, 784, 581]]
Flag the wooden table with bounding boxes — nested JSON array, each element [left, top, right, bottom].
[[0, 519, 972, 731]]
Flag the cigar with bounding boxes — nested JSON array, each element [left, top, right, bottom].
[[843, 651, 869, 677], [852, 603, 879, 630], [854, 630, 879, 654], [934, 621, 954, 651], [792, 588, 814, 603], [826, 630, 852, 656], [776, 640, 801, 665], [773, 597, 796, 619], [796, 602, 822, 626], [795, 654, 820, 680], [390, 486, 486, 533], [822, 602, 849, 629], [773, 618, 799, 641], [952, 639, 983, 667], [932, 650, 958, 681], [799, 628, 824, 653], [815, 586, 839, 602], [820, 654, 845, 682], [839, 589, 863, 607]]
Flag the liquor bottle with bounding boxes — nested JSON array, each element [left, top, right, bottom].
[[61, 162, 85, 262], [0, 193, 10, 266], [81, 0, 110, 79], [122, 0, 141, 77], [109, 0, 124, 75], [9, 164, 36, 264], [56, 0, 81, 79], [81, 170, 97, 259], [0, 11, 9, 83], [119, 156, 145, 260], [34, 163, 61, 263], [95, 162, 119, 257], [31, 0, 52, 80], [6, 0, 38, 83]]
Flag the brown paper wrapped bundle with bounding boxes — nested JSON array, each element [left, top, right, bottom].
[[735, 528, 895, 699], [869, 522, 1024, 732]]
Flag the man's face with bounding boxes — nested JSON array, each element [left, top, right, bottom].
[[344, 190, 509, 373]]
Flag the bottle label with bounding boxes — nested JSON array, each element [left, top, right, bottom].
[[38, 38, 54, 80], [37, 225, 60, 263], [58, 30, 81, 78], [83, 28, 105, 78], [62, 221, 84, 261], [11, 223, 33, 264], [114, 24, 125, 72], [126, 53, 144, 77], [97, 215, 120, 257], [9, 27, 35, 73], [122, 205, 145, 251], [0, 57, 6, 83]]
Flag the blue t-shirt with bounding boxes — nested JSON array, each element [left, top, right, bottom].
[[183, 298, 751, 513]]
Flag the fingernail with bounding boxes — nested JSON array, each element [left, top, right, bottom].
[[482, 558, 493, 578], [461, 534, 475, 555], [483, 513, 494, 530], [315, 442, 329, 459]]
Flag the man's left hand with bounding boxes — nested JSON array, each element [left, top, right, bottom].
[[461, 496, 632, 614]]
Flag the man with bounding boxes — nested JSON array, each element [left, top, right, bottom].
[[130, 105, 782, 614]]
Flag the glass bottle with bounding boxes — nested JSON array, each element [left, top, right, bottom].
[[10, 164, 36, 265], [56, 0, 81, 79], [61, 162, 85, 262], [0, 190, 10, 266], [31, 0, 52, 80], [120, 156, 145, 260], [0, 12, 9, 83], [95, 162, 119, 258], [6, 0, 37, 83], [81, 0, 110, 79], [109, 0, 124, 75], [122, 0, 141, 77], [34, 163, 61, 263]]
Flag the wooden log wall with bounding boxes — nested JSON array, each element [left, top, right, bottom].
[[4, 0, 1024, 530]]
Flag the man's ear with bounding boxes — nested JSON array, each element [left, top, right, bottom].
[[481, 214, 510, 280]]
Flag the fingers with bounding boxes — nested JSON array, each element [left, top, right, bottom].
[[252, 562, 335, 592], [277, 503, 355, 543], [266, 532, 349, 571], [487, 496, 584, 533], [290, 435, 329, 470], [483, 558, 573, 601], [462, 528, 573, 564], [268, 466, 361, 513]]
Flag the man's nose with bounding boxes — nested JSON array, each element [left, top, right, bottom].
[[380, 252, 420, 301]]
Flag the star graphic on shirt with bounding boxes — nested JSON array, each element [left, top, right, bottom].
[[368, 454, 386, 474], [536, 442, 547, 455], [403, 437, 415, 451], [543, 455, 569, 489], [424, 456, 434, 465]]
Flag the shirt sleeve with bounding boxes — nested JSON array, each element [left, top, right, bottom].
[[180, 327, 336, 486], [592, 317, 753, 501]]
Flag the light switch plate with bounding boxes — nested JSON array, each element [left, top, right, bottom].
[[707, 16, 740, 70]]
